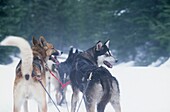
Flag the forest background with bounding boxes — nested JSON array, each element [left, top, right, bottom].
[[0, 0, 170, 66]]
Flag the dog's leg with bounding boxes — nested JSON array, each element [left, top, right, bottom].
[[84, 99, 95, 112], [56, 89, 62, 105], [54, 76, 62, 105], [37, 103, 47, 112], [83, 91, 95, 112], [110, 100, 121, 112], [60, 87, 67, 105], [37, 94, 47, 112], [71, 87, 79, 112], [58, 87, 66, 105], [13, 84, 25, 112], [33, 83, 47, 112], [13, 96, 24, 112], [110, 80, 121, 112], [13, 103, 21, 112], [97, 101, 108, 112], [13, 105, 20, 112], [35, 89, 47, 112], [38, 102, 47, 112], [47, 76, 51, 103], [96, 93, 109, 112], [23, 100, 29, 112]]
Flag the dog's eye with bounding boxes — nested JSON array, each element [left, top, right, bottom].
[[105, 53, 109, 57], [47, 43, 53, 48]]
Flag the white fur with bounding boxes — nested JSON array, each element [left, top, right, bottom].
[[97, 53, 117, 67], [0, 36, 33, 78], [46, 60, 60, 89], [97, 40, 117, 67], [46, 60, 61, 103], [13, 79, 47, 112], [1, 36, 48, 112], [105, 40, 110, 48]]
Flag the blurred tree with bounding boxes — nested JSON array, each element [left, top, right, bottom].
[[0, 0, 170, 65], [0, 0, 28, 64]]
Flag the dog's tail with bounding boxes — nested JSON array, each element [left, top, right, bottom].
[[99, 75, 112, 103], [0, 36, 33, 79], [96, 67, 120, 111], [110, 76, 121, 112]]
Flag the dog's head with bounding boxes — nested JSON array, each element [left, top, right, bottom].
[[95, 40, 118, 68], [49, 47, 79, 65], [32, 36, 62, 61], [66, 47, 79, 63]]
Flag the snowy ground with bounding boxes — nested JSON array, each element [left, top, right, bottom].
[[0, 56, 170, 112]]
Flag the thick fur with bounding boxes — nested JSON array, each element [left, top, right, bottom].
[[46, 60, 61, 104], [70, 40, 121, 112], [0, 36, 60, 112], [47, 47, 79, 105], [0, 36, 33, 79]]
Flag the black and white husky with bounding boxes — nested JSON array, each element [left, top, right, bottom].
[[46, 47, 79, 105], [70, 40, 121, 112]]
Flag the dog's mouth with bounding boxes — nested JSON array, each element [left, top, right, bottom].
[[103, 60, 113, 68], [49, 55, 60, 65]]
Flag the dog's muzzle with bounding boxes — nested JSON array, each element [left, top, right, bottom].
[[25, 74, 30, 80], [53, 50, 63, 56], [115, 59, 118, 63]]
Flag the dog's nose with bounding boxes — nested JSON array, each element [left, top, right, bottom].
[[115, 59, 118, 63], [25, 74, 30, 80], [58, 50, 63, 56]]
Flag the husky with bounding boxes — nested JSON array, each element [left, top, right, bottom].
[[0, 36, 61, 112], [46, 47, 79, 105], [70, 40, 121, 112]]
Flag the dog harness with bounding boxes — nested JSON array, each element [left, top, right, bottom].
[[32, 56, 44, 80]]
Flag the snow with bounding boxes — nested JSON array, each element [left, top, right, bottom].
[[160, 58, 170, 67], [149, 57, 167, 67], [0, 56, 170, 112], [116, 61, 135, 67], [111, 66, 170, 112]]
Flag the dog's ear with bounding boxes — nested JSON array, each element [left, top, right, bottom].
[[96, 41, 103, 51], [69, 47, 73, 55], [39, 36, 47, 47], [75, 49, 78, 53], [32, 36, 38, 46], [104, 39, 110, 48]]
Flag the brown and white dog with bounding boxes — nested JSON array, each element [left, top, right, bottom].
[[0, 36, 61, 112]]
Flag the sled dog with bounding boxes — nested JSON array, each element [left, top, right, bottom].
[[0, 36, 61, 112], [70, 40, 121, 112], [46, 47, 79, 105]]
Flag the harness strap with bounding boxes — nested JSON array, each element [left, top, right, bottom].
[[87, 72, 92, 81], [38, 80, 61, 112], [32, 58, 43, 80], [76, 72, 93, 112], [45, 64, 71, 89]]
